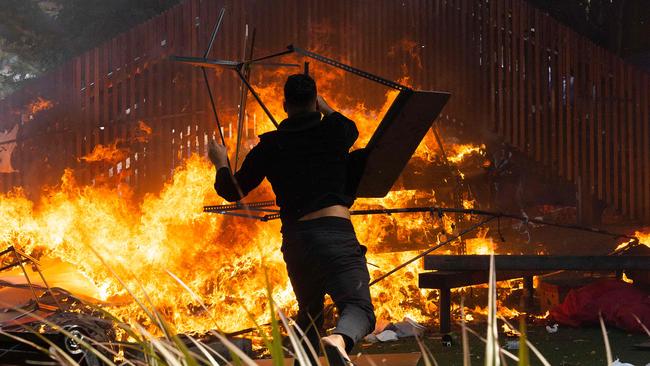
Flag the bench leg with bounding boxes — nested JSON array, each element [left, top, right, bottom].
[[439, 287, 451, 334], [524, 276, 534, 307]]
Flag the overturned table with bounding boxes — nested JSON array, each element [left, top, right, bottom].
[[418, 255, 650, 334]]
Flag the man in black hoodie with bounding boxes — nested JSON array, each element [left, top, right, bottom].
[[208, 74, 375, 365]]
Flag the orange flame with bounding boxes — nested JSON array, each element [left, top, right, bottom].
[[27, 97, 54, 116], [79, 140, 129, 164], [447, 143, 485, 164], [133, 121, 153, 143], [615, 229, 650, 252]]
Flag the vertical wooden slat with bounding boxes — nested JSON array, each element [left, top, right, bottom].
[[550, 20, 559, 175], [587, 43, 600, 198], [541, 12, 549, 170], [625, 66, 639, 219], [604, 52, 613, 205], [580, 38, 589, 198], [488, 0, 497, 133], [639, 73, 650, 222], [620, 60, 627, 216], [504, 0, 513, 144], [613, 58, 621, 211], [564, 23, 572, 180], [575, 30, 582, 187], [519, 0, 527, 151], [497, 0, 505, 136], [596, 46, 604, 200], [533, 9, 542, 162], [0, 100, 6, 192], [634, 68, 643, 220], [618, 60, 627, 215]]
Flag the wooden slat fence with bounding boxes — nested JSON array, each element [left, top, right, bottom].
[[0, 0, 648, 222]]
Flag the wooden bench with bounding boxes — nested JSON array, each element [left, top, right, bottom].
[[418, 255, 650, 334]]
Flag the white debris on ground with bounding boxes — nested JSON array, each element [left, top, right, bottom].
[[504, 339, 519, 350], [545, 323, 559, 333], [364, 317, 426, 343], [610, 359, 634, 366], [372, 329, 398, 342]]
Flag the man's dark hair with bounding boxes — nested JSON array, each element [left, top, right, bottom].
[[284, 74, 317, 109]]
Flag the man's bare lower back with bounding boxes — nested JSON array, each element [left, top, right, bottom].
[[299, 205, 350, 221]]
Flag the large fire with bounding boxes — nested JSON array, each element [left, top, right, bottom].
[[0, 64, 495, 340]]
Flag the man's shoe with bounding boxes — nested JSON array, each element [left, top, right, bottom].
[[322, 338, 354, 366]]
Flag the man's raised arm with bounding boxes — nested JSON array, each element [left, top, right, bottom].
[[318, 95, 359, 148], [208, 140, 266, 202]]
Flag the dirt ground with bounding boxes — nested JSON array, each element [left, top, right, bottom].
[[354, 324, 649, 366]]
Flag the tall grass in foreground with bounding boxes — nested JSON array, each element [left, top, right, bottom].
[[8, 252, 645, 365]]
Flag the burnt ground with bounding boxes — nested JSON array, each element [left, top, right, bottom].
[[354, 324, 650, 366]]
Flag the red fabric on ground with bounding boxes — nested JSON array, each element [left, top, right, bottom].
[[550, 279, 650, 333]]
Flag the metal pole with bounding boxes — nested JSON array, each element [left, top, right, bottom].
[[235, 68, 279, 128], [204, 8, 226, 59], [13, 248, 42, 310], [369, 216, 497, 286]]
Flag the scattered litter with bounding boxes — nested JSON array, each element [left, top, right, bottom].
[[364, 334, 379, 343], [386, 317, 426, 338], [375, 330, 399, 342], [364, 317, 425, 343], [610, 359, 634, 366], [504, 339, 519, 350], [545, 324, 559, 333]]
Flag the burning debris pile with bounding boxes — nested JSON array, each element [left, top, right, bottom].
[[0, 68, 498, 342]]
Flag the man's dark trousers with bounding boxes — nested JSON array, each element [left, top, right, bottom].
[[281, 217, 376, 361]]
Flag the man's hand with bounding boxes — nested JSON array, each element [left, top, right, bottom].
[[208, 139, 229, 169], [316, 95, 335, 116]]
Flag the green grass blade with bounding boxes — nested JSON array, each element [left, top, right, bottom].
[[290, 314, 321, 364], [0, 329, 51, 358], [485, 253, 500, 366], [631, 313, 650, 337], [517, 315, 529, 366], [186, 335, 220, 365], [462, 324, 519, 362], [136, 324, 184, 366], [165, 269, 249, 364], [599, 312, 613, 365], [415, 334, 438, 366], [9, 325, 83, 365], [276, 306, 314, 366], [85, 245, 166, 336], [498, 316, 550, 366], [460, 297, 471, 366], [264, 269, 285, 366], [3, 304, 120, 366], [207, 330, 259, 366]]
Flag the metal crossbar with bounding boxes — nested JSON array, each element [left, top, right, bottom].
[[289, 45, 410, 91], [203, 203, 637, 241], [0, 246, 63, 311], [203, 200, 276, 213]]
